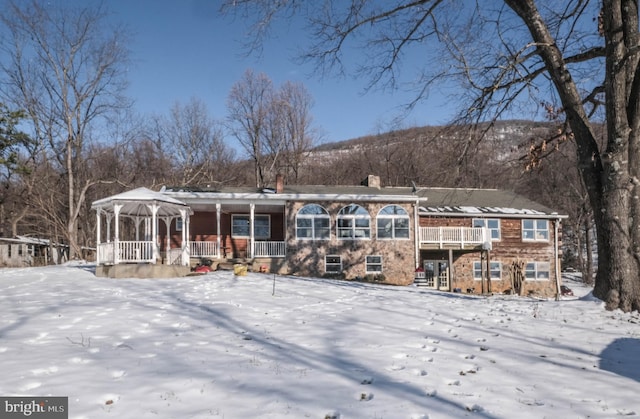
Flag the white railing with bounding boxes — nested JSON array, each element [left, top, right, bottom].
[[118, 240, 154, 263], [419, 227, 487, 248], [190, 241, 220, 258], [252, 241, 286, 257], [97, 242, 115, 264], [167, 248, 184, 265]]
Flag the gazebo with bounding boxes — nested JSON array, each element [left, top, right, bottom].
[[91, 187, 193, 278]]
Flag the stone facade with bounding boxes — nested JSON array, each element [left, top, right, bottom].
[[284, 200, 416, 285]]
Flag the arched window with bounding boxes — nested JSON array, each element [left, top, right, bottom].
[[337, 204, 370, 239], [377, 205, 410, 239], [296, 204, 330, 240]]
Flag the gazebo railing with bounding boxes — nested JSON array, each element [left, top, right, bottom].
[[97, 241, 155, 264]]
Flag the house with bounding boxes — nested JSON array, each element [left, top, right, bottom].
[[0, 236, 69, 267], [91, 175, 567, 297]]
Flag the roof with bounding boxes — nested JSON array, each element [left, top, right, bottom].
[[415, 187, 564, 218], [161, 184, 565, 218], [91, 187, 192, 217]]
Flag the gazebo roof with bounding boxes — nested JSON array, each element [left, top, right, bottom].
[[91, 187, 192, 218]]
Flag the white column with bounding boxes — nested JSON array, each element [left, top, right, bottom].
[[96, 208, 102, 265], [181, 209, 190, 266], [151, 204, 159, 264], [249, 203, 255, 258], [216, 203, 221, 258], [113, 204, 122, 264]]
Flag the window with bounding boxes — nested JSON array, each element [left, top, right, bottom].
[[325, 255, 342, 273], [525, 262, 550, 280], [337, 204, 370, 239], [473, 218, 501, 240], [377, 205, 410, 239], [176, 218, 183, 232], [7, 245, 11, 258], [473, 261, 502, 280], [522, 219, 549, 241], [231, 214, 270, 238], [366, 255, 383, 273], [296, 204, 330, 240]]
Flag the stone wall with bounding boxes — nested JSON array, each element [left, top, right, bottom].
[[284, 201, 417, 285]]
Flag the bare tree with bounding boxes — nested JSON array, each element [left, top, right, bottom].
[[148, 98, 234, 186], [222, 0, 640, 312], [0, 0, 131, 258], [276, 81, 318, 183], [227, 69, 273, 188]]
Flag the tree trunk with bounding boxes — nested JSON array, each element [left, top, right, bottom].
[[506, 0, 640, 312]]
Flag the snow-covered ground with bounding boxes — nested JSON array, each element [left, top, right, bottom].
[[1, 264, 638, 419]]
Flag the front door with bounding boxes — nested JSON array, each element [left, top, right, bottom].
[[423, 260, 450, 290]]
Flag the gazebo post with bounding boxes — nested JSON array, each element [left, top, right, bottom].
[[151, 204, 159, 264], [96, 208, 102, 265], [181, 209, 189, 266], [113, 204, 122, 265]]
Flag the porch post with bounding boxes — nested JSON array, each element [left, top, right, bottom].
[[113, 204, 122, 265], [96, 208, 102, 265], [414, 200, 420, 269], [181, 209, 190, 266], [249, 203, 255, 258], [216, 203, 221, 258]]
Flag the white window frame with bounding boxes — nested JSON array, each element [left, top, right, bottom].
[[176, 218, 183, 232], [473, 261, 502, 281], [231, 214, 270, 238], [337, 204, 370, 240], [522, 219, 549, 242], [296, 204, 330, 240], [377, 205, 410, 240], [472, 218, 501, 241], [325, 255, 342, 273], [366, 255, 383, 273], [525, 262, 550, 281]]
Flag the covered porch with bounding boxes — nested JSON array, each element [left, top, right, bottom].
[[179, 199, 287, 261], [91, 187, 193, 278]]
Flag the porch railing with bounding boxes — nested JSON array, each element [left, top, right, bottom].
[[252, 241, 286, 257], [419, 227, 487, 248], [190, 241, 220, 258]]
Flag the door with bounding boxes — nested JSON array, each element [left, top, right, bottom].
[[437, 261, 450, 291], [423, 260, 450, 290], [423, 261, 436, 288]]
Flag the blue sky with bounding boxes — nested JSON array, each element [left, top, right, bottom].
[[109, 0, 459, 146]]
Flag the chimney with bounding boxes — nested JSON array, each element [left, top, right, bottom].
[[276, 173, 284, 193], [361, 175, 381, 189]]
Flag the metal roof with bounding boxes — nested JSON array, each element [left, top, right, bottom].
[[161, 184, 565, 218]]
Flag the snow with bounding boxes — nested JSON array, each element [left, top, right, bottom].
[[1, 264, 639, 418]]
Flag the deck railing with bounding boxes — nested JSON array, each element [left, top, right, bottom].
[[419, 227, 487, 248], [252, 241, 286, 257]]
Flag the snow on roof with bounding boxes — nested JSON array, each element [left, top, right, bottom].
[[91, 187, 191, 217]]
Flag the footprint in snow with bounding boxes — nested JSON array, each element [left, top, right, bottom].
[[358, 392, 374, 401], [412, 368, 428, 376], [360, 377, 374, 385]]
